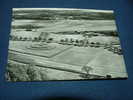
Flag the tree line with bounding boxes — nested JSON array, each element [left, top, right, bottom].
[[9, 34, 122, 55]]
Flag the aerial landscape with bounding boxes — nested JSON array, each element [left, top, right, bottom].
[[6, 8, 128, 81]]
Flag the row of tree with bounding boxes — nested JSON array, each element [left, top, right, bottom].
[[10, 35, 122, 55], [9, 35, 53, 42], [9, 35, 104, 47], [104, 45, 122, 55], [59, 38, 122, 55], [59, 38, 101, 47]]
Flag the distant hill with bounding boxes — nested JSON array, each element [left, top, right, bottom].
[[12, 9, 115, 20]]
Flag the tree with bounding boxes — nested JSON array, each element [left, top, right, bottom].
[[64, 38, 69, 44], [46, 38, 53, 43], [79, 40, 84, 46], [40, 32, 49, 41], [70, 38, 74, 43], [19, 37, 23, 41], [81, 66, 93, 75], [106, 75, 112, 79], [64, 38, 68, 42], [91, 42, 95, 45], [80, 66, 93, 79], [48, 38, 53, 41], [75, 39, 79, 43], [14, 36, 18, 41], [74, 31, 79, 34], [9, 35, 12, 40], [86, 40, 89, 44], [38, 37, 42, 41], [23, 37, 28, 41], [60, 39, 64, 42], [11, 35, 15, 40], [34, 37, 38, 42], [42, 38, 46, 42]]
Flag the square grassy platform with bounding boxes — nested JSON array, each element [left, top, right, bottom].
[[9, 41, 73, 58]]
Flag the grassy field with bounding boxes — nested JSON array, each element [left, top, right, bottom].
[[8, 41, 127, 78], [12, 20, 116, 32]]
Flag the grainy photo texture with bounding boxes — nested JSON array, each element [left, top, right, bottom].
[[6, 8, 128, 81]]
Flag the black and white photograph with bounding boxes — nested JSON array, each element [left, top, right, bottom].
[[6, 8, 128, 81]]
